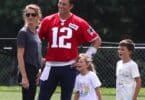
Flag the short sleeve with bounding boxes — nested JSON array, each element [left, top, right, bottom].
[[38, 17, 49, 40], [90, 72, 102, 88], [131, 62, 140, 78], [17, 31, 26, 48], [79, 20, 99, 43]]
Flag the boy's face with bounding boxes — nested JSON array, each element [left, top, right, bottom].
[[118, 46, 131, 59]]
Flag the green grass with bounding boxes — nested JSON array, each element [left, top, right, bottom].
[[0, 86, 144, 100]]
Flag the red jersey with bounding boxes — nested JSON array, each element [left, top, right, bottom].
[[39, 13, 99, 61]]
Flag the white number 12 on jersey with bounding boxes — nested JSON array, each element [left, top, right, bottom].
[[51, 27, 72, 49]]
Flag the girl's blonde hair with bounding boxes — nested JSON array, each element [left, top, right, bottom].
[[77, 53, 96, 73]]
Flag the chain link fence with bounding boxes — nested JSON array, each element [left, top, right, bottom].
[[93, 47, 145, 87], [0, 39, 145, 87], [0, 38, 17, 85]]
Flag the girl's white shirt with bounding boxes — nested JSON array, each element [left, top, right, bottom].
[[74, 71, 101, 100]]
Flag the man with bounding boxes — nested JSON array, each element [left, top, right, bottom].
[[38, 0, 101, 100]]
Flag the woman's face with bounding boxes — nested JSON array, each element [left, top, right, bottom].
[[25, 8, 38, 26]]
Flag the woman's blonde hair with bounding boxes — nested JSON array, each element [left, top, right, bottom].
[[77, 53, 96, 73], [22, 4, 42, 24]]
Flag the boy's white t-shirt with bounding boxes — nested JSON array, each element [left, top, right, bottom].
[[74, 71, 101, 100], [116, 60, 140, 100]]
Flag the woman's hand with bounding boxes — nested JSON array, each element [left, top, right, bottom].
[[36, 69, 41, 85], [22, 77, 29, 89]]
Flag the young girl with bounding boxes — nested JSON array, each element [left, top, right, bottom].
[[74, 53, 102, 100], [116, 39, 142, 100]]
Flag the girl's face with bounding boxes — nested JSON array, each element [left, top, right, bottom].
[[118, 46, 131, 60], [76, 58, 89, 74], [25, 8, 39, 26]]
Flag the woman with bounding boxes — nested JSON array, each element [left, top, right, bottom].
[[17, 4, 42, 100]]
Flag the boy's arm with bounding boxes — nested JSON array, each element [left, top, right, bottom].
[[133, 77, 142, 100]]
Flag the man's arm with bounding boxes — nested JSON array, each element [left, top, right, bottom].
[[86, 37, 102, 58]]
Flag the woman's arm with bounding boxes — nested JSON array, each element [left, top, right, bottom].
[[17, 47, 29, 89]]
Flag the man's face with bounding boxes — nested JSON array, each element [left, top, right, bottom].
[[58, 0, 73, 14]]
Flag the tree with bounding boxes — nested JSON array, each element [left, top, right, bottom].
[[0, 0, 145, 42]]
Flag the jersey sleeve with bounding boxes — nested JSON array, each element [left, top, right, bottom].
[[79, 20, 99, 43], [17, 31, 26, 48], [38, 17, 49, 40], [131, 62, 140, 78], [90, 72, 102, 88]]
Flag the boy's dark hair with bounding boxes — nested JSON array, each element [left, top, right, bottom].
[[119, 39, 135, 51]]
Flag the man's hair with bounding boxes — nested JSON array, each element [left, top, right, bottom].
[[69, 0, 76, 4], [119, 39, 135, 51]]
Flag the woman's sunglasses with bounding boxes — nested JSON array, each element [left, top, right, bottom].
[[26, 13, 37, 17]]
